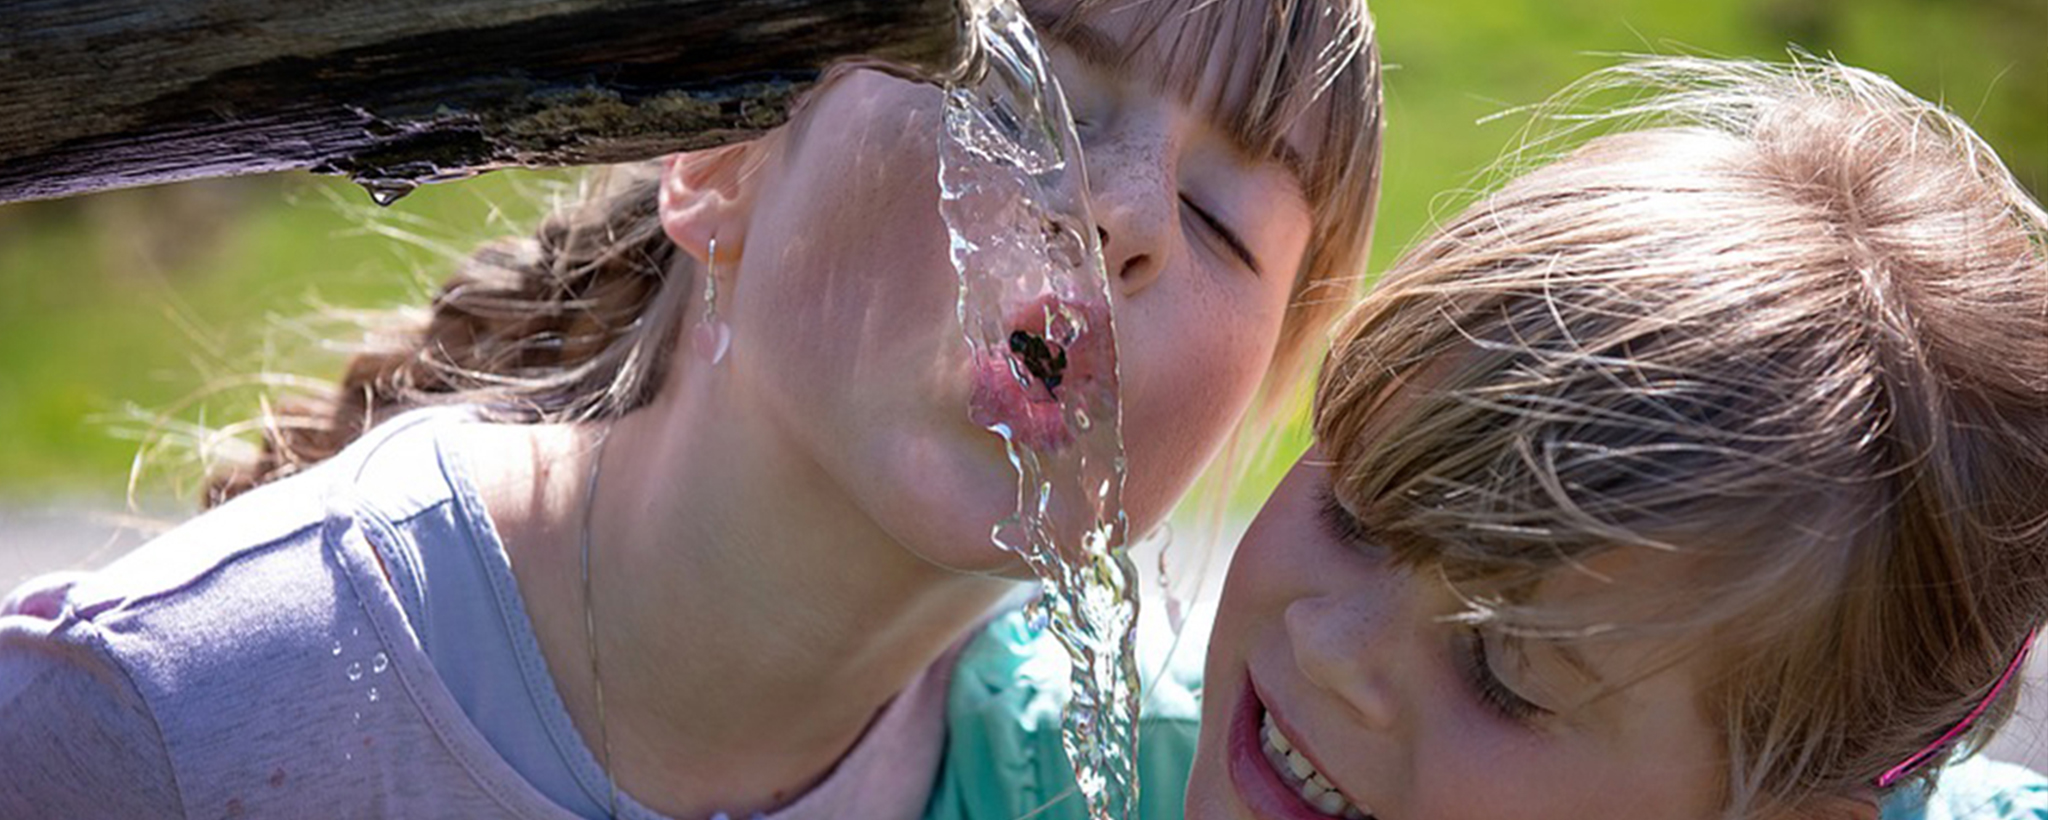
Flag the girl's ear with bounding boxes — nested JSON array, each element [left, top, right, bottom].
[[657, 141, 767, 265]]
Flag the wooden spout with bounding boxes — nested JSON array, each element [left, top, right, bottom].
[[0, 0, 976, 203]]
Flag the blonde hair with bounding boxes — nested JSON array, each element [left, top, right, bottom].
[[1314, 56, 2048, 815], [209, 0, 1382, 504]]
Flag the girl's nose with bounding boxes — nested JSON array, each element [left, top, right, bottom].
[[1086, 134, 1171, 299], [1285, 593, 1402, 732]]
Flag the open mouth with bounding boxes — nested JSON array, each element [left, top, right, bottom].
[[967, 295, 1108, 451], [1232, 676, 1377, 820], [1008, 328, 1070, 399]]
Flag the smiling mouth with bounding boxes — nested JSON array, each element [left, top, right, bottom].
[[1232, 678, 1378, 820], [1261, 712, 1371, 819]]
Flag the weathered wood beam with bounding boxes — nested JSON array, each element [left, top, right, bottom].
[[0, 0, 974, 203]]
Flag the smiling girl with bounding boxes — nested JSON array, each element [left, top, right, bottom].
[[0, 1, 1382, 818], [1190, 57, 2048, 820]]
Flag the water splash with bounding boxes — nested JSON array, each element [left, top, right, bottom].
[[940, 2, 1141, 818]]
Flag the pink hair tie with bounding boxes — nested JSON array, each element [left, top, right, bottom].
[[1875, 625, 2040, 789]]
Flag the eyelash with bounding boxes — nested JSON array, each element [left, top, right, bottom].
[[1461, 628, 1545, 723], [1313, 484, 1546, 723], [1315, 485, 1372, 547], [1180, 195, 1258, 273]]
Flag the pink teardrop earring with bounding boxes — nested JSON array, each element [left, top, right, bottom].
[[694, 237, 732, 366]]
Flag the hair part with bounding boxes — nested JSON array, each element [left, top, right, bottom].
[[1313, 55, 2048, 816]]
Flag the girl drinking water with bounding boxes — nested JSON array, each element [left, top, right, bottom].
[[1190, 57, 2048, 820], [0, 1, 1382, 817]]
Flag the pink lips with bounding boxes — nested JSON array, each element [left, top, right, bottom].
[[1230, 675, 1363, 820], [968, 295, 1110, 452]]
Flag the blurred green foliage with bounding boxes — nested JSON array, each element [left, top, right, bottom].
[[0, 0, 2041, 507]]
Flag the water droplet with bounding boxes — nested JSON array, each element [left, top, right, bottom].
[[355, 178, 417, 207], [367, 687, 380, 703], [346, 662, 363, 682], [1023, 598, 1051, 632], [352, 711, 361, 724], [371, 652, 389, 674], [351, 627, 359, 638], [330, 640, 343, 657], [1057, 309, 1088, 342], [344, 751, 353, 762]]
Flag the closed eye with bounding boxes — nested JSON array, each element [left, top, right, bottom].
[[1316, 484, 1372, 548], [1181, 195, 1259, 275], [1462, 628, 1549, 724]]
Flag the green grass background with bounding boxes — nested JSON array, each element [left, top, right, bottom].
[[0, 0, 2041, 513]]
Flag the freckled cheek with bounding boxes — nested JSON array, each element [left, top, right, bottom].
[[1117, 308, 1267, 508], [1402, 705, 1582, 820]]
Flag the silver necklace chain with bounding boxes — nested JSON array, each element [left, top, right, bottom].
[[575, 424, 758, 820], [579, 425, 621, 820]]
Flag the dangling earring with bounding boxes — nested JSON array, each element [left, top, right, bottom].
[[694, 237, 732, 366]]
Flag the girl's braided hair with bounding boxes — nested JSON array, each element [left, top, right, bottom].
[[206, 165, 684, 505]]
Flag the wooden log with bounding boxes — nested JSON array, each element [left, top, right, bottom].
[[0, 0, 975, 204]]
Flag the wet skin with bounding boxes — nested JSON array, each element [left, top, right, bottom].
[[659, 5, 1315, 576]]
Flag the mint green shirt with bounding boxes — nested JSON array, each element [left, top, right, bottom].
[[928, 610, 1201, 820]]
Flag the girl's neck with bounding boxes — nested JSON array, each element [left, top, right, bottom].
[[469, 401, 1014, 819]]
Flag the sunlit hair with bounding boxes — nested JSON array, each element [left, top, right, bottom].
[[206, 0, 1382, 504], [1313, 56, 2048, 815]]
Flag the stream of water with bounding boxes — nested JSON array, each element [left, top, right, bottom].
[[938, 2, 1142, 819]]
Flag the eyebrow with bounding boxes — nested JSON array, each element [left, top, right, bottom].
[[1040, 19, 1311, 193]]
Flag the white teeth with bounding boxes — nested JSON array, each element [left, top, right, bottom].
[[1265, 713, 1294, 752], [1286, 750, 1316, 780], [1258, 710, 1372, 819]]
